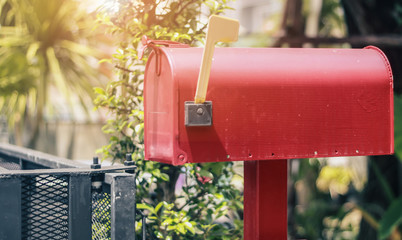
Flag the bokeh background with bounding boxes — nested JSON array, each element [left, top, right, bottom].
[[1, 0, 401, 239]]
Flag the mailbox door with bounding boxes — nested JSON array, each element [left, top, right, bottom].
[[144, 46, 393, 165]]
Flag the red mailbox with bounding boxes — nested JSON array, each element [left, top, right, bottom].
[[142, 15, 394, 240], [143, 44, 393, 165]]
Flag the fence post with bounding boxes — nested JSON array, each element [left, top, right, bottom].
[[108, 173, 136, 240], [69, 174, 92, 240], [0, 176, 21, 239]]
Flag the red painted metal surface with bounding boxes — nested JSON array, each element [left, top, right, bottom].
[[144, 46, 394, 165], [244, 160, 287, 240]]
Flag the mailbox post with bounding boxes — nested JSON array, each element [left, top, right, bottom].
[[142, 16, 394, 239]]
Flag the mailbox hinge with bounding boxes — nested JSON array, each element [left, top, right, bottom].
[[138, 36, 189, 76]]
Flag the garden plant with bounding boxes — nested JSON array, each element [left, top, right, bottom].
[[94, 0, 243, 239]]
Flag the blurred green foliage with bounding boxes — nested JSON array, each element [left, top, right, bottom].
[[289, 159, 357, 239], [0, 0, 106, 145], [317, 0, 346, 37], [94, 0, 243, 239], [394, 94, 402, 162]]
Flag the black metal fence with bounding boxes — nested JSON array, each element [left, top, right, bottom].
[[0, 143, 136, 240]]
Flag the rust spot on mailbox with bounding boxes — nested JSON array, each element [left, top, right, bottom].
[[144, 45, 394, 165]]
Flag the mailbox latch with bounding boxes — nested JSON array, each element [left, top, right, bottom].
[[185, 101, 212, 127]]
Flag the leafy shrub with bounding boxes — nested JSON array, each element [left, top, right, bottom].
[[94, 1, 243, 239]]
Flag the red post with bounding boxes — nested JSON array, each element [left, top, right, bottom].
[[244, 160, 288, 240]]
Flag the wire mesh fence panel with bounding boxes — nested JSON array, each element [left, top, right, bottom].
[[0, 156, 21, 170], [21, 175, 69, 240], [0, 147, 136, 240], [92, 191, 112, 240]]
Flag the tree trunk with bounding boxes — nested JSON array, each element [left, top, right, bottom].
[[275, 0, 304, 47]]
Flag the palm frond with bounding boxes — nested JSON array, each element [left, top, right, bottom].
[[0, 0, 109, 141]]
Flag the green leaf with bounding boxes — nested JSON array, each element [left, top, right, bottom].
[[160, 173, 170, 181], [184, 221, 195, 234], [155, 201, 164, 214], [155, 231, 164, 239], [94, 87, 106, 95], [176, 223, 186, 234], [26, 42, 40, 62], [135, 220, 142, 231], [207, 162, 225, 176], [87, 1, 243, 239], [148, 216, 158, 220], [199, 169, 214, 180], [167, 225, 176, 231], [98, 58, 112, 64], [394, 94, 402, 162], [135, 123, 144, 134], [214, 193, 224, 200], [378, 196, 402, 239], [162, 218, 173, 226], [152, 168, 161, 178], [137, 203, 156, 215]]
